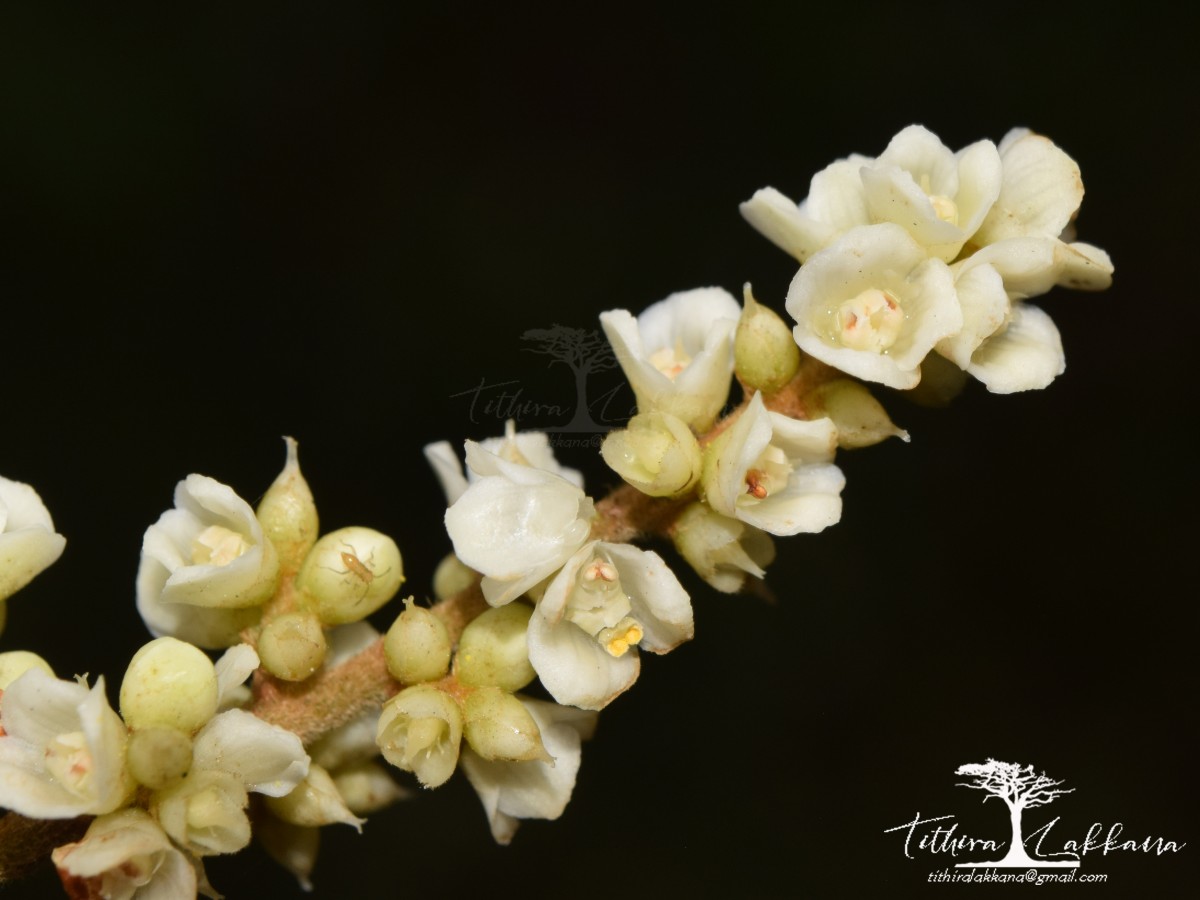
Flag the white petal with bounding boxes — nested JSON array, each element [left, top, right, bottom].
[[600, 543, 693, 653], [861, 165, 962, 257], [968, 304, 1065, 393], [192, 708, 310, 797], [739, 187, 833, 262], [527, 606, 639, 710], [0, 476, 66, 601], [953, 139, 1004, 240], [739, 464, 845, 536], [423, 441, 469, 505], [974, 131, 1084, 244], [214, 643, 259, 707], [939, 262, 1010, 368], [875, 125, 958, 195], [805, 157, 871, 233]]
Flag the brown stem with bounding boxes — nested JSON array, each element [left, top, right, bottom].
[[0, 812, 89, 885]]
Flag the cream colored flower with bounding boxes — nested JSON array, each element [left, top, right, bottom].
[[0, 474, 66, 603], [600, 287, 740, 432], [136, 474, 281, 649], [0, 670, 133, 818]]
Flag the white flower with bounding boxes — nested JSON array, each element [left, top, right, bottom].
[[52, 808, 200, 900], [0, 474, 66, 603], [670, 502, 776, 594], [459, 697, 597, 845], [152, 707, 310, 857], [136, 474, 281, 649], [786, 224, 963, 390], [741, 125, 1002, 263], [600, 287, 740, 432], [527, 540, 693, 710], [445, 441, 594, 606], [425, 420, 583, 506], [0, 670, 133, 818], [702, 392, 844, 537]]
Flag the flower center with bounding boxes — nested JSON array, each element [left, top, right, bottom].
[[191, 524, 251, 566], [566, 558, 644, 657], [648, 340, 693, 380], [43, 731, 93, 796], [740, 444, 792, 505], [830, 288, 904, 352], [918, 174, 958, 225], [402, 716, 452, 765]]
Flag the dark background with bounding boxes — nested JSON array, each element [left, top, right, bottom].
[[1, 2, 1194, 897]]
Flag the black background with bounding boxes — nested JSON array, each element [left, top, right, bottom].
[[1, 2, 1195, 897]]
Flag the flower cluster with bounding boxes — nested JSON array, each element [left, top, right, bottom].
[[0, 125, 1112, 898]]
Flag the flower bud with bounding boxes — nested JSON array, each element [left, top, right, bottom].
[[0, 649, 54, 689], [601, 411, 702, 498], [805, 379, 908, 448], [266, 762, 365, 831], [332, 760, 411, 815], [734, 284, 800, 395], [671, 502, 775, 593], [455, 603, 535, 692], [295, 526, 405, 625], [256, 436, 319, 575], [432, 551, 476, 601], [120, 637, 218, 734], [258, 611, 327, 682], [384, 598, 451, 684], [126, 726, 193, 789], [153, 768, 250, 856], [462, 687, 551, 763], [376, 684, 462, 788]]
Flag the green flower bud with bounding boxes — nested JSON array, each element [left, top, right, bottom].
[[455, 603, 535, 691], [601, 411, 702, 498], [462, 687, 550, 763], [256, 436, 320, 575], [806, 379, 909, 448], [120, 637, 218, 734], [154, 769, 250, 857], [734, 284, 800, 395], [266, 762, 365, 831], [376, 684, 462, 789], [295, 526, 405, 625], [432, 551, 476, 601], [0, 649, 55, 689], [331, 761, 410, 815], [672, 502, 775, 593], [384, 598, 451, 684], [126, 726, 193, 789], [258, 611, 327, 682]]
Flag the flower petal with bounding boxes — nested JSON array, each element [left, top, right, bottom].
[[527, 606, 639, 710], [192, 708, 310, 797], [968, 303, 1065, 393]]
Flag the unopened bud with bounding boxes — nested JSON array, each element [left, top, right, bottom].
[[672, 502, 775, 594], [455, 603, 535, 691], [376, 684, 462, 789], [256, 436, 320, 574], [462, 687, 551, 763], [120, 637, 218, 734], [266, 762, 365, 831], [806, 379, 908, 448], [601, 411, 702, 498], [154, 769, 250, 857], [332, 760, 411, 815], [432, 552, 476, 601], [296, 526, 405, 625], [734, 284, 800, 394], [384, 598, 451, 684], [126, 726, 193, 789], [0, 649, 54, 689], [258, 611, 327, 682]]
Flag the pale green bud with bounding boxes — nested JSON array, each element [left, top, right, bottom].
[[806, 379, 909, 448], [601, 411, 702, 498], [266, 762, 365, 831], [734, 284, 800, 395], [295, 526, 405, 625], [256, 436, 320, 575], [376, 684, 462, 789], [462, 687, 551, 763], [258, 611, 328, 682], [384, 598, 451, 684], [432, 551, 476, 601], [120, 637, 218, 734], [455, 603, 535, 692], [672, 502, 775, 593], [126, 726, 193, 789], [332, 760, 411, 815], [0, 649, 54, 689]]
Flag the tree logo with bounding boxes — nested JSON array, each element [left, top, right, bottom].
[[520, 325, 621, 432], [954, 759, 1079, 869]]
